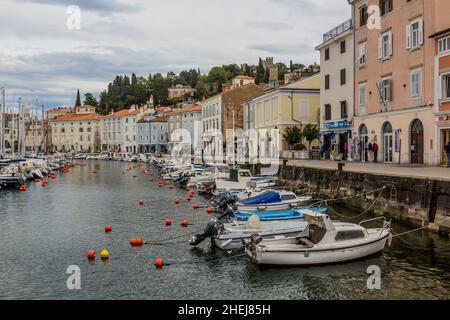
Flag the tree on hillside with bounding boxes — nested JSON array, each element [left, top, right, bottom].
[[83, 93, 98, 108], [75, 89, 81, 107], [283, 126, 303, 149]]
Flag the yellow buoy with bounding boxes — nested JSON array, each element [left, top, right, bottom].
[[100, 249, 110, 260]]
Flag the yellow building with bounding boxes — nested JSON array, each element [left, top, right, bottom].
[[50, 105, 101, 153], [243, 74, 321, 155]]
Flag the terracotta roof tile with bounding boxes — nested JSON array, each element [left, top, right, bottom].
[[51, 113, 100, 122], [169, 105, 202, 114]]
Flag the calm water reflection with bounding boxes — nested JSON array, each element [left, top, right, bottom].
[[0, 161, 449, 300]]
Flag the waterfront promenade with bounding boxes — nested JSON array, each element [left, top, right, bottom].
[[287, 159, 450, 182]]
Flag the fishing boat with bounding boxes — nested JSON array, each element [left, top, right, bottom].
[[236, 190, 312, 213], [245, 213, 391, 266]]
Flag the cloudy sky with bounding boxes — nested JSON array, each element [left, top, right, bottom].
[[0, 0, 350, 109]]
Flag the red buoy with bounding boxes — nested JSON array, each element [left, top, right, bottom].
[[130, 238, 143, 246], [181, 219, 189, 227], [175, 198, 180, 204], [186, 197, 191, 202], [105, 225, 112, 232], [87, 250, 95, 260], [165, 219, 172, 226], [139, 200, 144, 206], [207, 207, 213, 214], [154, 258, 165, 268], [169, 185, 173, 190], [193, 203, 199, 209]]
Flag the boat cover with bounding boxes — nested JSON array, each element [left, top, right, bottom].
[[240, 191, 281, 205], [234, 207, 328, 222]]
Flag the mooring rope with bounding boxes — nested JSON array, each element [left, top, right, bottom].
[[324, 186, 387, 220]]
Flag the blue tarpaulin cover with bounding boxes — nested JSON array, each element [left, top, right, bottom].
[[240, 191, 281, 205]]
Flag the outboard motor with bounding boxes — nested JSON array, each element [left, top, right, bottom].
[[190, 217, 223, 246], [189, 206, 235, 246], [212, 192, 239, 211]]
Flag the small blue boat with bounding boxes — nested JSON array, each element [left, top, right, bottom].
[[233, 207, 327, 222]]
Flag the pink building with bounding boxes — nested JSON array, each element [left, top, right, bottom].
[[350, 0, 450, 165]]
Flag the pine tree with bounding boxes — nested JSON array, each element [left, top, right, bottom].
[[75, 89, 81, 107]]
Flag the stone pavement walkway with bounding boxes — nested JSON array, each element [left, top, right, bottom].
[[287, 159, 450, 182]]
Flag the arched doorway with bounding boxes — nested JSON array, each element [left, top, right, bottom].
[[359, 124, 368, 162], [410, 119, 424, 164], [382, 122, 393, 163]]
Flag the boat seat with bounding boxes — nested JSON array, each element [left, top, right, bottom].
[[295, 237, 314, 248]]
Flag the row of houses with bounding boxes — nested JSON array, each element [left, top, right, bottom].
[[314, 0, 450, 166], [14, 0, 450, 166]]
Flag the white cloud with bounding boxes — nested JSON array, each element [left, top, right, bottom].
[[1, 0, 349, 107]]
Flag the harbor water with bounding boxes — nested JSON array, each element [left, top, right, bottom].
[[0, 160, 449, 300]]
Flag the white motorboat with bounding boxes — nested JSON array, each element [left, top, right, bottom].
[[187, 163, 230, 187], [236, 190, 312, 213], [214, 169, 276, 194], [245, 213, 391, 266], [215, 214, 311, 250]]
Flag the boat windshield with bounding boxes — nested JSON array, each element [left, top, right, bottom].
[[239, 172, 251, 177]]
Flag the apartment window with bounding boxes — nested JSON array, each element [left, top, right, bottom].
[[325, 75, 330, 90], [359, 83, 367, 107], [340, 41, 346, 54], [340, 101, 348, 118], [299, 100, 310, 118], [79, 128, 83, 133], [442, 73, 450, 99], [340, 69, 346, 85], [379, 77, 393, 102], [380, 0, 393, 16], [411, 68, 422, 98], [325, 48, 330, 61], [407, 18, 423, 50], [324, 104, 331, 121], [61, 128, 65, 133], [359, 5, 368, 27], [438, 36, 450, 54], [379, 31, 393, 60], [359, 42, 367, 67]]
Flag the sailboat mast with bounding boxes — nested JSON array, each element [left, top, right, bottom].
[[0, 87, 4, 156]]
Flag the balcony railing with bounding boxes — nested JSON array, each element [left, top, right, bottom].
[[323, 19, 352, 43]]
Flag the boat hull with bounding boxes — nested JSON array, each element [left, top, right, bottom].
[[246, 233, 389, 266]]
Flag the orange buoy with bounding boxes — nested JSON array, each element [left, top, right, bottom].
[[181, 219, 189, 227], [105, 225, 112, 232], [175, 198, 180, 204], [207, 207, 213, 214], [139, 200, 144, 206], [154, 258, 165, 268], [193, 203, 199, 209], [165, 219, 172, 226], [87, 250, 95, 260], [130, 238, 143, 246]]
